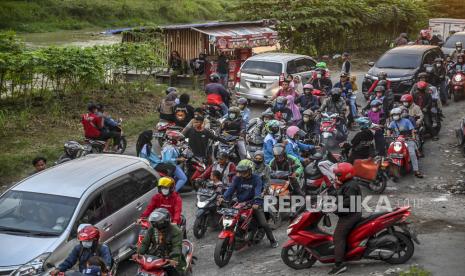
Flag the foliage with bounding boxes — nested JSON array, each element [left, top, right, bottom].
[[400, 266, 432, 276], [426, 0, 465, 19], [232, 0, 430, 55]]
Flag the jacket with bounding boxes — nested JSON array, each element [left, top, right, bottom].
[[285, 138, 315, 162], [269, 154, 304, 177], [223, 174, 263, 205], [407, 103, 424, 126], [263, 133, 278, 164], [295, 94, 319, 111], [320, 98, 347, 115], [58, 244, 112, 272], [160, 144, 180, 165], [336, 179, 362, 216], [201, 162, 236, 186], [333, 81, 353, 98], [254, 163, 271, 190], [141, 193, 182, 225], [138, 224, 186, 273]]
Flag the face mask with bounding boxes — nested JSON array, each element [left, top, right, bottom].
[[317, 73, 322, 79], [229, 113, 236, 120], [371, 107, 378, 112], [161, 188, 170, 196], [276, 103, 284, 109], [403, 102, 410, 107], [175, 98, 180, 105], [254, 159, 263, 165], [393, 115, 400, 121], [303, 117, 310, 122], [82, 241, 93, 248]]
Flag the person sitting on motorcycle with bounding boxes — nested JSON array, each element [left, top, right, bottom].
[[83, 256, 109, 276], [319, 88, 348, 116], [96, 104, 119, 132], [366, 99, 386, 156], [285, 126, 317, 165], [221, 106, 247, 160], [297, 109, 320, 135], [158, 91, 178, 122], [221, 159, 279, 248], [416, 29, 432, 45], [237, 97, 251, 126], [82, 103, 120, 152], [271, 96, 293, 122], [400, 94, 424, 128], [271, 78, 298, 100], [140, 177, 182, 225], [175, 93, 195, 121], [269, 143, 304, 196], [252, 150, 271, 192], [173, 106, 190, 128], [183, 107, 210, 131], [343, 117, 375, 163], [451, 42, 464, 62], [451, 53, 465, 74], [431, 57, 448, 104], [183, 115, 226, 161], [367, 71, 391, 96], [159, 130, 188, 191], [200, 151, 236, 187], [205, 73, 230, 115], [328, 163, 362, 275], [263, 120, 281, 164], [295, 84, 319, 111], [138, 208, 185, 276], [257, 108, 275, 136], [52, 225, 112, 275], [411, 80, 437, 140], [333, 72, 352, 98], [386, 108, 423, 178], [310, 63, 333, 93], [210, 170, 225, 194]]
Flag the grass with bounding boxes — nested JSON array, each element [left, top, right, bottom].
[[0, 84, 204, 187], [0, 0, 236, 33]]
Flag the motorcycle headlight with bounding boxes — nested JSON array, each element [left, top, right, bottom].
[[393, 142, 402, 152], [223, 218, 234, 227], [322, 132, 331, 138], [455, 74, 463, 82], [12, 252, 51, 276], [197, 200, 208, 208]]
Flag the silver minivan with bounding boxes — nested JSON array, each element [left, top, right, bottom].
[[235, 53, 317, 102], [0, 154, 158, 275]]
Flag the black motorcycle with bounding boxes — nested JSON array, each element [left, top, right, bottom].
[[84, 119, 127, 154], [55, 141, 92, 164], [192, 181, 222, 239]]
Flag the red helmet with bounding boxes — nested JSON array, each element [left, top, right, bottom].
[[416, 81, 428, 90], [333, 162, 355, 183], [400, 94, 413, 103], [166, 130, 185, 144], [420, 29, 431, 39], [78, 225, 100, 241]]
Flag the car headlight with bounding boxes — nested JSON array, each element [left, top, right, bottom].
[[12, 252, 51, 276]]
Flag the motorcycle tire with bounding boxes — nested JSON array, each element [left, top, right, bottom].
[[116, 136, 127, 154], [383, 232, 415, 264], [55, 154, 72, 164], [193, 216, 208, 239], [368, 171, 387, 194], [214, 237, 234, 268], [281, 244, 317, 270], [453, 92, 460, 102]]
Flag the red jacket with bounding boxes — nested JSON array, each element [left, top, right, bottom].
[[140, 192, 182, 225]]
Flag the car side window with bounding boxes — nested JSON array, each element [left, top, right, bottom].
[[131, 169, 157, 196], [70, 193, 106, 239], [286, 60, 297, 75], [294, 58, 316, 73], [104, 176, 138, 216]]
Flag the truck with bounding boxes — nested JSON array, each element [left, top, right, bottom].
[[429, 18, 465, 40]]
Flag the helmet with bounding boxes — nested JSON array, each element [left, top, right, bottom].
[[390, 107, 402, 116], [272, 143, 286, 160], [303, 109, 314, 117], [266, 120, 280, 134], [286, 126, 303, 139], [316, 62, 327, 69], [166, 130, 185, 144], [237, 97, 248, 106], [87, 103, 97, 112], [158, 177, 175, 188], [434, 57, 443, 63], [416, 81, 428, 90], [261, 108, 274, 119], [303, 84, 314, 92], [455, 41, 462, 48], [378, 71, 387, 80], [253, 150, 264, 159], [217, 151, 229, 160], [228, 106, 241, 118], [78, 225, 100, 242], [370, 99, 383, 107], [64, 141, 84, 158], [148, 208, 171, 229], [400, 94, 413, 103], [166, 87, 177, 95], [330, 88, 342, 96], [332, 162, 355, 183], [420, 29, 431, 39], [210, 73, 220, 82], [374, 86, 385, 94], [355, 117, 372, 130], [276, 96, 287, 105], [236, 159, 254, 173], [377, 80, 387, 87]]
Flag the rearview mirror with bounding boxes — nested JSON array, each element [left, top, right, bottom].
[[368, 62, 375, 67]]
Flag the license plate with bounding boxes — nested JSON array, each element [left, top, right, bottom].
[[250, 82, 266, 89], [153, 132, 164, 138]]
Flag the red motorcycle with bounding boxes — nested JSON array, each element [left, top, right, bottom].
[[154, 121, 183, 147], [386, 135, 411, 180], [214, 201, 265, 267], [132, 240, 194, 276], [319, 112, 348, 148], [450, 71, 465, 102], [281, 207, 419, 270]]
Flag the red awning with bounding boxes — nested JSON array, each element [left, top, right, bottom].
[[191, 26, 278, 49]]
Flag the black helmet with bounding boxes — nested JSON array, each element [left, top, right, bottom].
[[87, 103, 97, 112], [148, 208, 171, 230], [217, 151, 229, 160], [418, 72, 428, 79], [166, 87, 177, 95], [210, 73, 220, 82], [64, 141, 84, 158], [374, 86, 386, 94]]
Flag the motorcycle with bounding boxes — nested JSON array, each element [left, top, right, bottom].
[[455, 117, 465, 157], [214, 201, 265, 267], [212, 133, 242, 163], [178, 146, 207, 190], [132, 240, 194, 276], [319, 112, 347, 149], [303, 148, 340, 196], [84, 119, 127, 154], [450, 70, 465, 102], [281, 207, 419, 270], [154, 120, 183, 147], [385, 135, 412, 180], [55, 141, 92, 164], [266, 171, 292, 229], [192, 181, 222, 239], [137, 216, 187, 245]]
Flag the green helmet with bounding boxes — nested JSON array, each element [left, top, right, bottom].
[[265, 120, 280, 134], [316, 62, 327, 69], [236, 159, 254, 172]]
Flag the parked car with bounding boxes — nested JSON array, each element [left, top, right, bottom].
[[0, 154, 159, 275], [442, 31, 465, 56], [235, 53, 317, 102], [363, 45, 443, 98]]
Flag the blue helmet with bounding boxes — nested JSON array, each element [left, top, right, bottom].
[[370, 99, 383, 107], [355, 117, 372, 129]]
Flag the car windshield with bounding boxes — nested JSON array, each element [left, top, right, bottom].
[[375, 53, 421, 69], [0, 190, 79, 236], [444, 35, 465, 48], [241, 60, 282, 76]]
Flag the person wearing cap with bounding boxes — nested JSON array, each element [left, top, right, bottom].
[[341, 52, 352, 75], [182, 115, 226, 160], [295, 84, 319, 112]]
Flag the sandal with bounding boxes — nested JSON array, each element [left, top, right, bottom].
[[414, 171, 424, 178]]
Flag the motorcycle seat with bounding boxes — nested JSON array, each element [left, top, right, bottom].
[[84, 138, 106, 145], [354, 211, 389, 228], [182, 240, 193, 257]]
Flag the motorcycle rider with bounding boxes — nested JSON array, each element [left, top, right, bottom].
[[297, 109, 320, 135], [182, 115, 225, 161], [400, 94, 424, 128], [252, 150, 271, 191], [319, 88, 349, 141], [386, 108, 423, 178], [295, 84, 320, 111], [205, 73, 230, 115], [333, 72, 353, 98], [138, 208, 185, 276], [221, 159, 279, 248], [269, 143, 305, 196], [184, 107, 210, 131], [52, 225, 112, 275], [411, 81, 437, 140], [271, 96, 293, 122], [451, 42, 464, 62], [328, 163, 362, 275], [263, 120, 281, 164], [343, 117, 375, 163], [82, 103, 120, 152], [158, 91, 178, 122], [159, 130, 188, 191], [140, 177, 182, 225], [416, 29, 432, 45], [200, 151, 236, 187], [221, 106, 247, 160], [310, 63, 333, 93], [451, 53, 465, 73], [367, 71, 391, 96], [285, 126, 317, 165], [366, 99, 386, 156], [237, 97, 251, 126]]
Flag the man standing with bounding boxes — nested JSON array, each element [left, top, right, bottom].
[[341, 52, 352, 75], [217, 52, 229, 87]]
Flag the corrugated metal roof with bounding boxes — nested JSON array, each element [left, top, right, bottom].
[[160, 20, 269, 30], [191, 26, 276, 38]]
